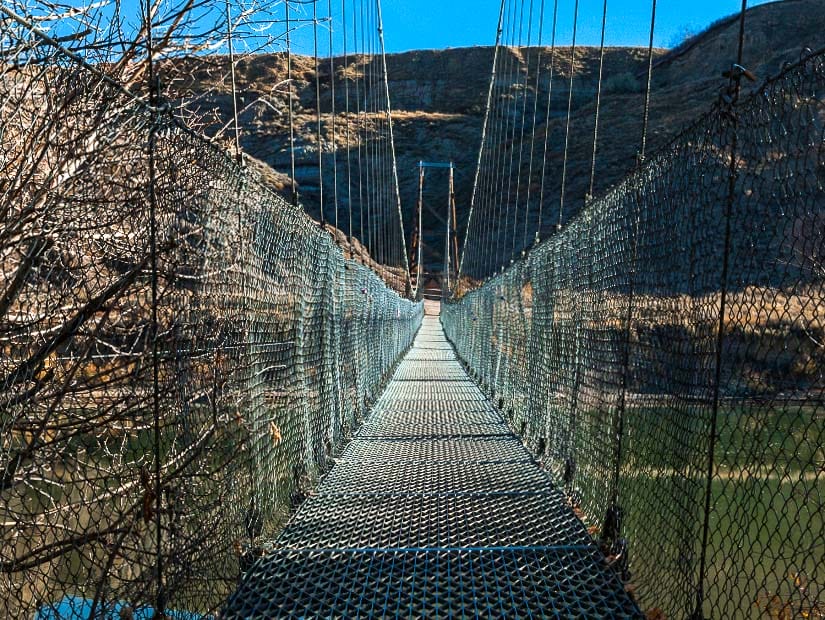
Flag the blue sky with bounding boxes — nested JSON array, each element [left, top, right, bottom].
[[284, 0, 778, 55], [84, 0, 778, 58]]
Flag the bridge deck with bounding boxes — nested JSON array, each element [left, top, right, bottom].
[[223, 316, 642, 618]]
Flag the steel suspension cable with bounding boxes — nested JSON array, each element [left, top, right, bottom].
[[328, 0, 340, 237], [313, 0, 325, 227], [588, 0, 608, 201], [343, 0, 354, 256], [511, 0, 536, 258], [415, 165, 425, 294], [362, 0, 373, 259], [491, 0, 522, 274], [476, 0, 510, 279], [639, 0, 658, 163], [479, 0, 513, 279], [367, 0, 380, 268], [372, 0, 385, 273], [695, 2, 748, 616], [607, 0, 660, 571], [501, 0, 526, 266], [535, 0, 559, 244], [353, 0, 365, 260], [458, 0, 506, 280], [224, 0, 241, 162], [477, 23, 510, 279], [522, 0, 547, 251], [483, 0, 514, 276], [286, 0, 298, 205], [375, 15, 384, 270], [475, 0, 505, 277], [475, 10, 512, 280], [377, 0, 389, 280], [557, 0, 580, 230], [370, 0, 380, 267], [493, 0, 520, 272], [376, 0, 413, 294], [361, 0, 371, 258]]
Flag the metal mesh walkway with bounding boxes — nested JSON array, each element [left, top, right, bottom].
[[223, 316, 642, 618]]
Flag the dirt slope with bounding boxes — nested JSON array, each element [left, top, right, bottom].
[[175, 0, 825, 270]]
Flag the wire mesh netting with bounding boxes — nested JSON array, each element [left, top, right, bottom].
[[444, 49, 825, 619], [0, 19, 422, 619]]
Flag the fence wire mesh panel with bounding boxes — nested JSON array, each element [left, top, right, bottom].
[[0, 20, 422, 619], [444, 50, 825, 619]]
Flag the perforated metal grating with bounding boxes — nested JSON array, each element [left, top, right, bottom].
[[318, 461, 554, 494], [358, 406, 502, 425], [223, 317, 642, 618], [357, 421, 514, 438], [339, 437, 533, 462], [224, 548, 640, 619], [392, 365, 468, 381], [273, 493, 593, 549]]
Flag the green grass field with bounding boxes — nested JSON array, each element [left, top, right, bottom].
[[613, 403, 825, 618]]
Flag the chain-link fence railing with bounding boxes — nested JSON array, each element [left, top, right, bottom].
[[444, 49, 825, 619], [1, 22, 422, 619]]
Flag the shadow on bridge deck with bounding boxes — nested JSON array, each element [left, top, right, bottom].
[[222, 316, 641, 618]]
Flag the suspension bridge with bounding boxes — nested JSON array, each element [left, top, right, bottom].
[[1, 0, 823, 618], [222, 313, 640, 617]]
